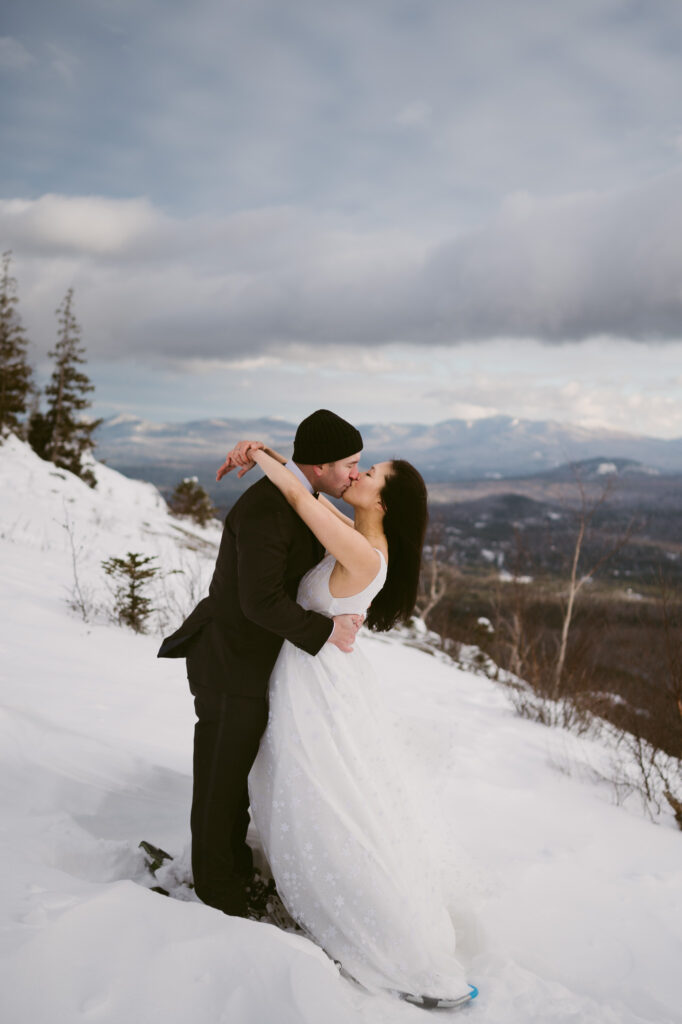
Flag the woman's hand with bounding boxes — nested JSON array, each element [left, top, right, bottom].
[[216, 440, 265, 482]]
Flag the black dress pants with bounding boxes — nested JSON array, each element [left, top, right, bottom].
[[190, 688, 269, 917]]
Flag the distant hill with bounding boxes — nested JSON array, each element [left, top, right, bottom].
[[95, 415, 682, 499], [531, 456, 662, 482]]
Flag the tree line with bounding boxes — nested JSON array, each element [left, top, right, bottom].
[[0, 251, 100, 486], [0, 250, 219, 522], [1, 250, 219, 638]]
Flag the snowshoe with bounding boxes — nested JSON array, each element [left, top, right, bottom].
[[402, 984, 478, 1010]]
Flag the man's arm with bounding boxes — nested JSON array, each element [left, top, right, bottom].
[[235, 502, 359, 654]]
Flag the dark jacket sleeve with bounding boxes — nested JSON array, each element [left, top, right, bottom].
[[235, 501, 334, 656]]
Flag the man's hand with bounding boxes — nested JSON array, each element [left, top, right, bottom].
[[327, 613, 363, 653], [216, 440, 265, 482]]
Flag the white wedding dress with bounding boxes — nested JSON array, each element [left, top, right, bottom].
[[248, 551, 471, 1000]]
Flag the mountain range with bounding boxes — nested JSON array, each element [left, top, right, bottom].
[[95, 414, 682, 488]]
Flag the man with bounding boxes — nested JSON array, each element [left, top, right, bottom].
[[157, 409, 363, 917]]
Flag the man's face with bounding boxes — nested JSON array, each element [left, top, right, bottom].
[[314, 452, 361, 499]]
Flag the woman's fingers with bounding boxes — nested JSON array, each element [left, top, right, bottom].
[[217, 440, 266, 480]]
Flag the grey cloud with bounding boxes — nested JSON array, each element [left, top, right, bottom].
[[414, 171, 682, 342], [3, 170, 682, 364], [152, 171, 682, 352], [0, 36, 35, 70], [4, 0, 682, 221]]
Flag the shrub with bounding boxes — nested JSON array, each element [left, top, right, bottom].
[[168, 476, 217, 526], [102, 552, 159, 633]]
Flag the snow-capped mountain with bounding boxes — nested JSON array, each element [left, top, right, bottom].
[[95, 414, 682, 480], [0, 436, 680, 1024]]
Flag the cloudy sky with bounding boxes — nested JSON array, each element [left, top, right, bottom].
[[2, 0, 682, 436]]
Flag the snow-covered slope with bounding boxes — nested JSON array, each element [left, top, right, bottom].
[[0, 437, 680, 1024], [0, 433, 222, 635]]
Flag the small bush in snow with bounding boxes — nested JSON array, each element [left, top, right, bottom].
[[102, 552, 159, 633], [168, 477, 217, 526]]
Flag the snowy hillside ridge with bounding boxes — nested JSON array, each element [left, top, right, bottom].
[[392, 617, 681, 826], [1, 435, 681, 1024], [0, 433, 221, 634], [389, 616, 516, 684]]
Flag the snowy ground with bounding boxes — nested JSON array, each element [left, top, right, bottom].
[[1, 438, 680, 1024]]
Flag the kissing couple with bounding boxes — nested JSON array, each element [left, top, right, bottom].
[[159, 409, 477, 1010]]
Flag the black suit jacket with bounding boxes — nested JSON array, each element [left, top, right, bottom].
[[157, 477, 333, 697]]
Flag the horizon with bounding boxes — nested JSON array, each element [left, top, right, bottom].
[[96, 409, 681, 444]]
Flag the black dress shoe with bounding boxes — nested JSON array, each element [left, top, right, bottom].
[[244, 871, 277, 918]]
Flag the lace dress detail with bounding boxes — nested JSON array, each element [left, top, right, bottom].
[[248, 551, 469, 998]]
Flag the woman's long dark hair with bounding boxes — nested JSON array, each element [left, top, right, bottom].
[[365, 460, 428, 632]]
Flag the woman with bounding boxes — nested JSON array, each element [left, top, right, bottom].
[[233, 443, 476, 1008]]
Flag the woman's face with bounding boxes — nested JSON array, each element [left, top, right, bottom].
[[344, 461, 393, 509]]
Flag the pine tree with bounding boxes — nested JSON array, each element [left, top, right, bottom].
[[26, 387, 51, 458], [0, 251, 33, 440], [168, 476, 217, 525], [43, 288, 102, 487], [101, 552, 159, 633], [27, 403, 52, 459]]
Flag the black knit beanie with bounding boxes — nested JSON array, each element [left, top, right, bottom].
[[292, 409, 363, 464]]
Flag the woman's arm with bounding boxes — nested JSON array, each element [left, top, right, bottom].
[[251, 449, 379, 579], [262, 445, 286, 465], [218, 442, 352, 526]]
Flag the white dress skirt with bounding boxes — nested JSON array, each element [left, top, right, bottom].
[[248, 551, 471, 1000]]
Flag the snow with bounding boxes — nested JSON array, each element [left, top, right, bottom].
[[0, 433, 222, 635], [499, 569, 533, 584], [1, 436, 681, 1024]]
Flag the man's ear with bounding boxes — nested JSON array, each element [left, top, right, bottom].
[[312, 464, 325, 479]]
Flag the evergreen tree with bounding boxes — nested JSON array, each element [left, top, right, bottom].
[[101, 552, 159, 633], [26, 388, 51, 458], [0, 251, 33, 440], [43, 288, 101, 487], [27, 405, 52, 459], [168, 476, 217, 525]]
